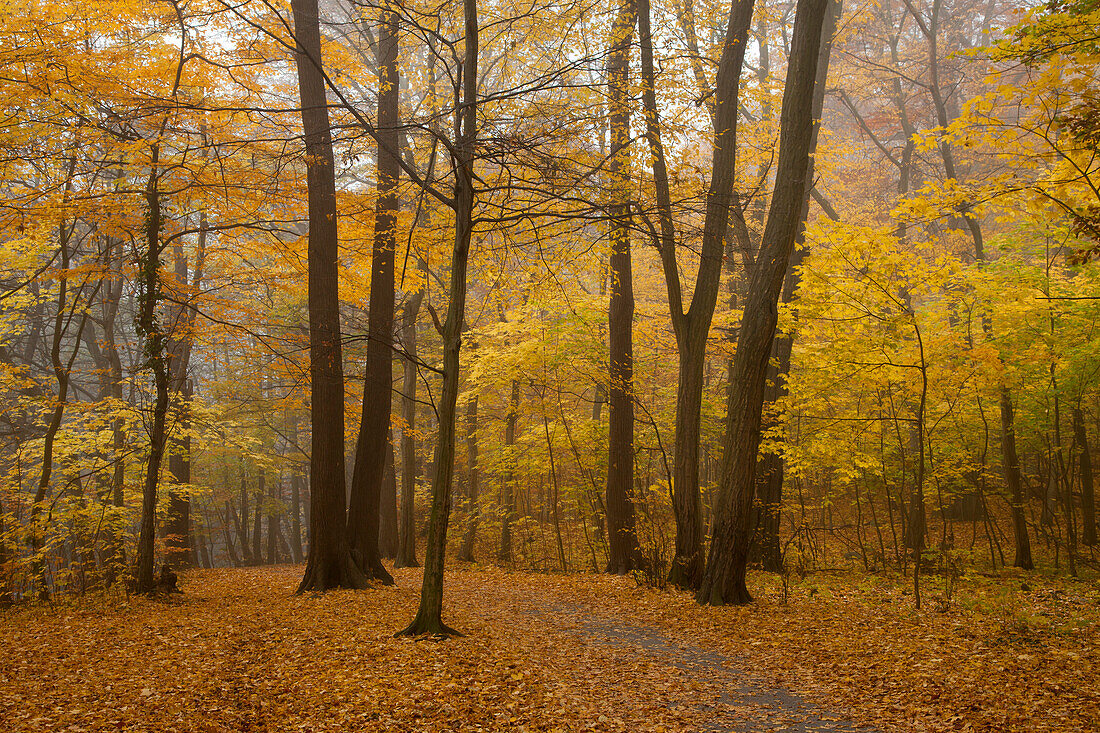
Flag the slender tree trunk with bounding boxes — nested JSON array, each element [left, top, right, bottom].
[[458, 395, 479, 562], [499, 380, 520, 564], [1075, 407, 1097, 546], [395, 293, 423, 568], [166, 378, 193, 568], [753, 0, 841, 573], [134, 149, 172, 595], [605, 0, 642, 575], [697, 0, 829, 606], [254, 469, 264, 564], [347, 6, 400, 585], [289, 414, 305, 563], [164, 229, 203, 569], [292, 0, 368, 591], [1001, 391, 1034, 569], [398, 0, 477, 636]]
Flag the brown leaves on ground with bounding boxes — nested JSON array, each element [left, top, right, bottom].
[[1, 566, 1097, 732]]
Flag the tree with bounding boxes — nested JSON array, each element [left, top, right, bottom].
[[347, 4, 400, 586], [698, 0, 831, 606], [398, 0, 479, 637], [638, 0, 757, 589], [605, 0, 643, 575], [292, 0, 368, 592]]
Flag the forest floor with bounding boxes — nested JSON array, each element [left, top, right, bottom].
[[1, 564, 1098, 732]]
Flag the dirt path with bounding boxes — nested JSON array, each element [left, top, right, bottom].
[[445, 570, 875, 733]]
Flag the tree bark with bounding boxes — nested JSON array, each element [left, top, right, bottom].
[[347, 6, 400, 586], [398, 0, 477, 636], [379, 433, 399, 559], [1075, 407, 1097, 546], [498, 380, 520, 564], [458, 395, 479, 562], [292, 0, 368, 592], [134, 149, 172, 595], [639, 0, 757, 590], [697, 0, 829, 606], [753, 0, 841, 574], [605, 0, 643, 576], [395, 292, 423, 568]]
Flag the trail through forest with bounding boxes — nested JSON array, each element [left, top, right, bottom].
[[2, 566, 1097, 732]]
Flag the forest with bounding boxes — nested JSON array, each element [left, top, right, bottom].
[[1, 0, 1099, 730]]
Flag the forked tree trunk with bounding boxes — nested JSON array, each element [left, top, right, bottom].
[[398, 0, 477, 637], [698, 0, 829, 606], [347, 6, 400, 586], [605, 0, 642, 576], [639, 0, 756, 590], [292, 0, 368, 592]]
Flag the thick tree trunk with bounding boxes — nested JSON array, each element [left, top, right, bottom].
[[498, 380, 520, 564], [347, 7, 400, 586], [395, 292, 423, 568], [605, 0, 642, 576], [698, 0, 829, 606], [379, 434, 399, 559], [292, 0, 368, 592], [458, 395, 480, 562], [398, 0, 477, 637]]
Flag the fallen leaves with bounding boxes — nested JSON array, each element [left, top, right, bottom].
[[1, 566, 1097, 731]]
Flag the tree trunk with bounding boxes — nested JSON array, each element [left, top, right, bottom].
[[289, 414, 305, 563], [605, 0, 642, 576], [752, 0, 841, 574], [698, 0, 829, 606], [379, 433, 399, 559], [498, 380, 520, 564], [398, 0, 477, 637], [254, 469, 264, 564], [134, 149, 172, 595], [292, 0, 368, 592], [347, 6, 400, 586], [164, 230, 203, 569], [166, 378, 193, 568], [395, 292, 423, 568], [1000, 390, 1034, 569], [458, 395, 479, 562], [1075, 407, 1097, 546], [638, 0, 757, 590]]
